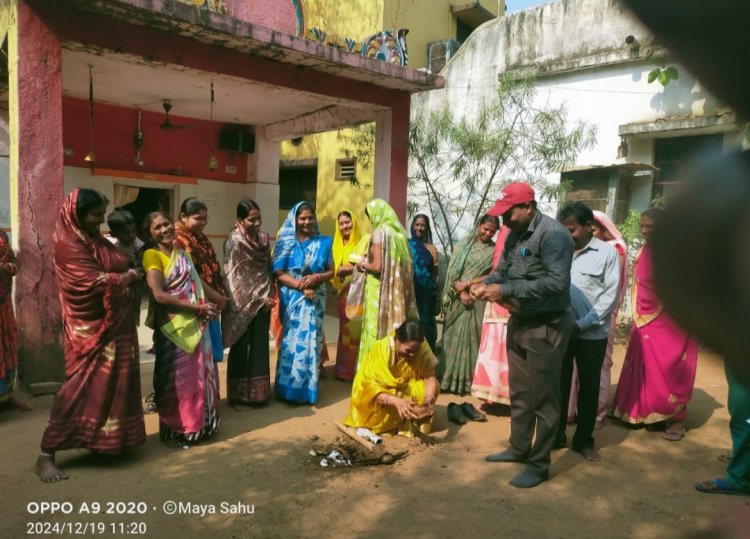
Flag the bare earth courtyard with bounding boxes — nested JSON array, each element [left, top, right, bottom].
[[2, 343, 748, 539]]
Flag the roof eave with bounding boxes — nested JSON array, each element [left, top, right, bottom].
[[42, 0, 444, 93]]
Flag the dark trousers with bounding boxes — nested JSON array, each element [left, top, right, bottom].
[[507, 310, 575, 475], [558, 337, 608, 451]]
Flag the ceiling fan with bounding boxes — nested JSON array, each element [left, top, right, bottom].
[[159, 99, 191, 130]]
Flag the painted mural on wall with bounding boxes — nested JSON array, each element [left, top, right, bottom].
[[306, 27, 410, 66], [292, 0, 304, 37], [178, 0, 228, 15]]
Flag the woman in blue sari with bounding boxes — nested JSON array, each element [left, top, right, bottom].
[[273, 202, 334, 404], [409, 215, 439, 351]]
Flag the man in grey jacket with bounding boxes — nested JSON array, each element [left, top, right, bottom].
[[472, 182, 574, 488]]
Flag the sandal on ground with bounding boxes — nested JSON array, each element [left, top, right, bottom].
[[695, 478, 750, 496], [164, 439, 190, 450], [230, 403, 252, 412], [662, 423, 685, 441], [143, 393, 157, 414]]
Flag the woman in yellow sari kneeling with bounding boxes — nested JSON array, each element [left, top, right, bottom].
[[345, 320, 439, 437]]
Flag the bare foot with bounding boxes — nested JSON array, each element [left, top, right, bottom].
[[1, 396, 32, 412], [578, 447, 601, 462], [34, 454, 69, 483]]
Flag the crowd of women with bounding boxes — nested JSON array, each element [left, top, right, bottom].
[[0, 187, 726, 489]]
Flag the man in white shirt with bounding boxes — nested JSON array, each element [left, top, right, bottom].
[[557, 202, 620, 462]]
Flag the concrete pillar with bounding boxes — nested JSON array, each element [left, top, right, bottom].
[[374, 94, 410, 221], [9, 1, 65, 389], [606, 169, 621, 219], [247, 127, 280, 236], [374, 109, 392, 205]]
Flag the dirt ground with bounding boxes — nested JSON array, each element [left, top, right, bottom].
[[2, 342, 748, 539]]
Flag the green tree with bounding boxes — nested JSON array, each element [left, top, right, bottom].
[[409, 74, 597, 256]]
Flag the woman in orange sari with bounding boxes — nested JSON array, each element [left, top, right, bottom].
[[35, 189, 145, 483], [175, 197, 228, 362]]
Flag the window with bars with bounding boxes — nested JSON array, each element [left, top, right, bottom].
[[335, 158, 357, 181]]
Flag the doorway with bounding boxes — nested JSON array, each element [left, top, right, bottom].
[[116, 185, 174, 241], [652, 134, 723, 200], [279, 165, 317, 210]]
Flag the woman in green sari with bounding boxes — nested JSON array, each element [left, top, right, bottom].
[[353, 199, 417, 367], [439, 214, 500, 394]]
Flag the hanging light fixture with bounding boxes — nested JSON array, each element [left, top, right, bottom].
[[134, 109, 144, 166], [207, 81, 218, 171], [84, 64, 96, 163]]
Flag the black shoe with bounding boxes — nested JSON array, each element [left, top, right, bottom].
[[553, 434, 567, 449], [509, 468, 549, 488], [461, 402, 487, 422], [447, 402, 467, 425], [485, 448, 527, 463]]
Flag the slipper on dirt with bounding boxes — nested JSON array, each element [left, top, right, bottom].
[[143, 392, 157, 414], [695, 478, 750, 496], [662, 427, 685, 441]]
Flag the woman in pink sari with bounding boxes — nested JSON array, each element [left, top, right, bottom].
[[143, 212, 222, 447], [471, 225, 511, 405], [567, 210, 629, 426], [612, 208, 698, 440]]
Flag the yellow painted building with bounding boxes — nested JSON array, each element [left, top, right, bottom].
[[279, 0, 504, 234]]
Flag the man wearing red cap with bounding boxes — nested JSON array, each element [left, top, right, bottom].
[[471, 181, 575, 488]]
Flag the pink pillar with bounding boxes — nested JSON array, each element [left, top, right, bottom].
[[11, 1, 65, 387], [389, 95, 410, 221], [374, 94, 411, 221]]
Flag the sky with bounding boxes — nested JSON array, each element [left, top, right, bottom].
[[505, 0, 551, 13]]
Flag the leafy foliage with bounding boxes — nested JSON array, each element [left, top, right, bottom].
[[647, 62, 679, 87], [619, 209, 643, 250], [408, 74, 596, 256]]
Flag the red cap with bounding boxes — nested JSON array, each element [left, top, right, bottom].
[[486, 182, 535, 216]]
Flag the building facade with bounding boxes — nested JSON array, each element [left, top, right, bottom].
[[411, 0, 749, 223], [2, 0, 441, 387], [280, 0, 504, 235]]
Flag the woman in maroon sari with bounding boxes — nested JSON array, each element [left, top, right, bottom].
[[35, 189, 145, 483]]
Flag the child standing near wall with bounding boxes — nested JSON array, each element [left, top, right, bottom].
[[107, 210, 146, 326]]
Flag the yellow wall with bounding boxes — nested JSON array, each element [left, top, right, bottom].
[[282, 0, 504, 236], [302, 0, 503, 69], [382, 0, 503, 69], [279, 130, 374, 238], [6, 1, 19, 246], [302, 0, 384, 43]]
